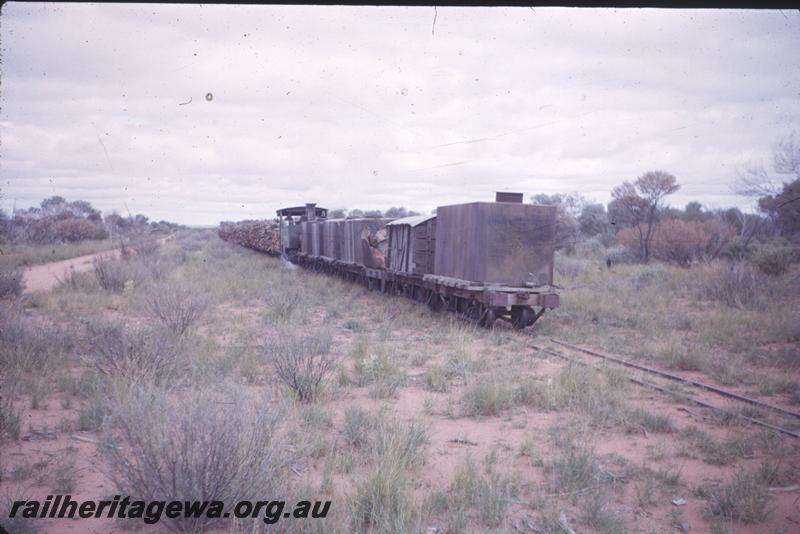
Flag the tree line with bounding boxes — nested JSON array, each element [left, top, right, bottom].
[[0, 196, 184, 245]]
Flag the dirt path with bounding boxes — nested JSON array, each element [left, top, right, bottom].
[[21, 236, 175, 293], [21, 248, 121, 293]]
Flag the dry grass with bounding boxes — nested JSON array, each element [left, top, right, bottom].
[[5, 230, 798, 534], [705, 470, 770, 523]]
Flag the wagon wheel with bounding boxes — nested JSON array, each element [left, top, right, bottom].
[[427, 291, 444, 312], [481, 307, 498, 328], [510, 307, 533, 330], [465, 301, 483, 324], [414, 286, 427, 303]]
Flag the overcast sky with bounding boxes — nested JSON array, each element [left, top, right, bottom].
[[2, 4, 799, 225]]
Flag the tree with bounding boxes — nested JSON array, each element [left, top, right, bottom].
[[682, 201, 710, 222], [758, 178, 800, 241], [328, 209, 347, 219], [736, 131, 800, 241], [578, 203, 607, 237], [530, 193, 582, 251], [383, 206, 421, 219], [40, 195, 68, 216], [610, 171, 680, 262]]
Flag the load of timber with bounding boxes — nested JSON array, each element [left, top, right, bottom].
[[218, 220, 281, 255]]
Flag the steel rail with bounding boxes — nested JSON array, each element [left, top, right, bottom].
[[531, 343, 800, 439], [550, 338, 800, 422]]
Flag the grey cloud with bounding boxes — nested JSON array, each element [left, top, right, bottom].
[[2, 5, 799, 225]]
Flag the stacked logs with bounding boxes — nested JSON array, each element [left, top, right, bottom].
[[218, 220, 281, 255]]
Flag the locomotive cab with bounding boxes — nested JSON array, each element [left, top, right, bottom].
[[276, 203, 327, 260]]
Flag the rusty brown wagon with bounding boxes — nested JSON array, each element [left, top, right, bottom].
[[269, 193, 560, 329]]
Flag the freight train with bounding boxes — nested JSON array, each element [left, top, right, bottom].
[[271, 192, 560, 329]]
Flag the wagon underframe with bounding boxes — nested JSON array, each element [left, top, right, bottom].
[[295, 253, 559, 329]]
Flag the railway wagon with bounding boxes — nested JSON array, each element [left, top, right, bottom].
[[278, 193, 560, 329]]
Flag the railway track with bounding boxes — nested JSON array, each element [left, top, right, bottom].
[[530, 337, 800, 439]]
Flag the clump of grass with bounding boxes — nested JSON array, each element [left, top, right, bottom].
[[0, 379, 22, 442], [83, 321, 183, 384], [706, 470, 769, 523], [680, 426, 755, 466], [55, 266, 95, 291], [343, 319, 366, 332], [579, 487, 626, 533], [265, 327, 336, 402], [143, 283, 209, 336], [265, 284, 304, 322], [0, 303, 54, 371], [695, 262, 759, 308], [92, 255, 148, 292], [353, 347, 403, 388], [511, 377, 548, 408], [424, 365, 449, 393], [543, 364, 628, 426], [461, 375, 513, 417], [53, 459, 77, 493], [101, 384, 285, 533], [435, 454, 516, 530], [342, 407, 374, 449], [130, 238, 161, 260], [78, 389, 112, 431], [656, 344, 702, 371], [350, 416, 428, 534], [369, 374, 405, 399], [549, 439, 599, 491], [623, 408, 676, 434]]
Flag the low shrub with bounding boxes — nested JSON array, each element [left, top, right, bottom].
[[695, 262, 758, 307], [605, 245, 640, 266], [0, 303, 53, 370], [92, 256, 148, 292], [749, 242, 797, 276], [574, 237, 606, 259], [144, 284, 209, 336], [101, 384, 284, 533], [617, 219, 733, 266], [265, 327, 336, 402], [0, 378, 22, 442], [83, 321, 183, 383], [130, 238, 161, 260], [0, 267, 23, 299]]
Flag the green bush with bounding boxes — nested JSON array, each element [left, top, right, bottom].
[[750, 242, 797, 276], [0, 267, 23, 299]]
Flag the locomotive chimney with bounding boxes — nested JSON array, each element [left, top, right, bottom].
[[495, 192, 523, 203], [305, 203, 317, 221]]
